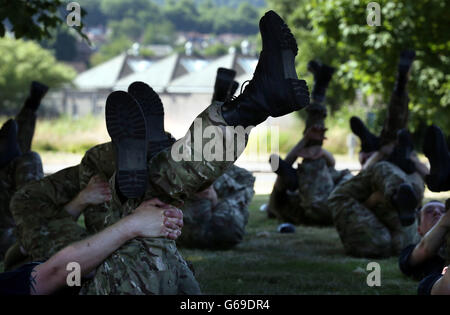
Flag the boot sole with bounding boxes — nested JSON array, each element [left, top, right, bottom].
[[128, 81, 167, 142], [105, 91, 148, 199], [261, 11, 309, 112]]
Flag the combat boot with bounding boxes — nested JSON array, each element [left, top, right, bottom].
[[350, 116, 380, 153], [307, 60, 335, 103], [269, 154, 298, 191], [25, 81, 49, 112], [128, 81, 175, 159], [0, 119, 21, 168], [423, 125, 450, 192], [105, 91, 148, 199], [392, 183, 419, 226], [212, 68, 237, 103], [221, 10, 309, 127]]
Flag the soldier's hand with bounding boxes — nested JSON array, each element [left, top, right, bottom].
[[80, 175, 112, 205], [131, 198, 183, 240]]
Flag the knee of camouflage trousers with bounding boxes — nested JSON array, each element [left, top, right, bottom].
[[330, 195, 393, 258], [368, 161, 424, 208], [329, 164, 422, 258], [13, 151, 44, 189]]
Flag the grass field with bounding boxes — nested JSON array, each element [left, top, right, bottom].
[[179, 194, 425, 295], [2, 194, 448, 294]]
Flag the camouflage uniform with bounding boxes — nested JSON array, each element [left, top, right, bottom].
[[303, 102, 327, 146], [78, 102, 248, 295], [0, 152, 43, 260], [379, 91, 409, 146], [0, 103, 40, 260], [328, 161, 423, 258], [177, 165, 255, 249], [8, 166, 87, 268], [268, 157, 352, 226]]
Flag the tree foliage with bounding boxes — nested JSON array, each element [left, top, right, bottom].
[[267, 0, 450, 134], [0, 0, 88, 42], [0, 37, 76, 112]]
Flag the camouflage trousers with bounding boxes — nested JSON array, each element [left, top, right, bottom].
[[329, 161, 424, 258], [0, 152, 43, 260], [177, 165, 255, 249], [7, 166, 87, 269], [379, 91, 409, 146], [303, 101, 327, 147], [79, 102, 246, 294], [268, 157, 352, 226]]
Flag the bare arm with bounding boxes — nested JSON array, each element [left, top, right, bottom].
[[285, 125, 326, 165], [410, 152, 430, 179], [410, 212, 450, 266], [285, 138, 307, 166], [431, 267, 450, 295], [362, 151, 384, 169], [31, 199, 183, 295]]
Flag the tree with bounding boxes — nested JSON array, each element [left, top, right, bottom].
[[0, 37, 76, 112], [40, 29, 79, 62], [267, 0, 450, 134], [0, 0, 88, 42], [89, 36, 132, 66], [142, 21, 176, 45]]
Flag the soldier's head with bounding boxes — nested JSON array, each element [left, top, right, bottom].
[[417, 201, 446, 236]]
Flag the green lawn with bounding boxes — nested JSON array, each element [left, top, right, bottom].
[[180, 195, 419, 295], [1, 194, 437, 294]]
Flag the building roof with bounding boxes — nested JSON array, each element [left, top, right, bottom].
[[74, 51, 257, 94], [74, 53, 128, 90], [114, 53, 180, 92], [167, 52, 247, 94], [74, 53, 156, 91]]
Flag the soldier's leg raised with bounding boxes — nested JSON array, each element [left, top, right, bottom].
[[15, 81, 48, 153], [79, 10, 309, 294], [379, 50, 415, 146]]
